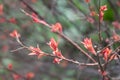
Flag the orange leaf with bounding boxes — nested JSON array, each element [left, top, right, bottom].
[[10, 30, 20, 38], [51, 23, 62, 33], [48, 38, 58, 51], [102, 48, 112, 62], [0, 4, 3, 15], [82, 38, 96, 55]]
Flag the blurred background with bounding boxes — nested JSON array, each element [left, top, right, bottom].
[[0, 0, 120, 80]]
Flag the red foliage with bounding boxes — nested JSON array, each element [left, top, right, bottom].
[[90, 11, 97, 16], [86, 17, 94, 24], [31, 13, 39, 23], [51, 23, 62, 33], [10, 30, 20, 38], [99, 5, 107, 22], [99, 70, 107, 76], [82, 38, 96, 55], [48, 38, 64, 64], [112, 21, 120, 29], [48, 38, 58, 51], [53, 50, 64, 58], [0, 4, 3, 15], [28, 46, 43, 55], [12, 74, 21, 80], [112, 33, 120, 41], [31, 12, 48, 26], [7, 63, 13, 70], [26, 72, 35, 79], [53, 58, 62, 64], [99, 11, 104, 22], [101, 48, 112, 62], [100, 5, 107, 11], [28, 46, 46, 59]]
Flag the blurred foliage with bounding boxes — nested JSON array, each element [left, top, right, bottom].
[[0, 0, 120, 80]]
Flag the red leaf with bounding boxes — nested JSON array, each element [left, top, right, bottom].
[[102, 48, 112, 62], [31, 13, 47, 25], [53, 50, 64, 58], [53, 58, 62, 64], [112, 21, 120, 29], [29, 46, 43, 55], [26, 72, 34, 79], [100, 5, 107, 11], [99, 5, 107, 22], [10, 30, 20, 38], [0, 4, 3, 15], [90, 11, 97, 16], [48, 38, 58, 51], [82, 38, 96, 55], [86, 17, 94, 24], [112, 32, 120, 41], [12, 74, 21, 80], [51, 22, 62, 33], [7, 63, 13, 70], [31, 13, 39, 23]]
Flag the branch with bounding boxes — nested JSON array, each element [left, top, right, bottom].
[[19, 0, 44, 20], [13, 37, 98, 66], [20, 9, 96, 63], [98, 0, 102, 42]]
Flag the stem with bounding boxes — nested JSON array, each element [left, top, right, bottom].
[[57, 32, 97, 63], [97, 54, 104, 73], [21, 9, 96, 63], [15, 37, 98, 66], [46, 53, 98, 66], [98, 0, 102, 42], [19, 0, 96, 63], [19, 0, 44, 20]]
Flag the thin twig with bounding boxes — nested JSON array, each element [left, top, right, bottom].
[[19, 0, 97, 63], [19, 0, 44, 20], [98, 0, 102, 42], [10, 47, 25, 52], [18, 0, 96, 63], [57, 32, 97, 63], [20, 9, 96, 63], [14, 37, 98, 66], [99, 40, 120, 54]]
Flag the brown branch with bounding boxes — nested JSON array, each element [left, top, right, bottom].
[[20, 9, 96, 63], [45, 53, 98, 66], [57, 32, 97, 63], [99, 40, 120, 54], [19, 0, 44, 20], [13, 37, 98, 66], [18, 0, 97, 62], [98, 0, 102, 42]]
